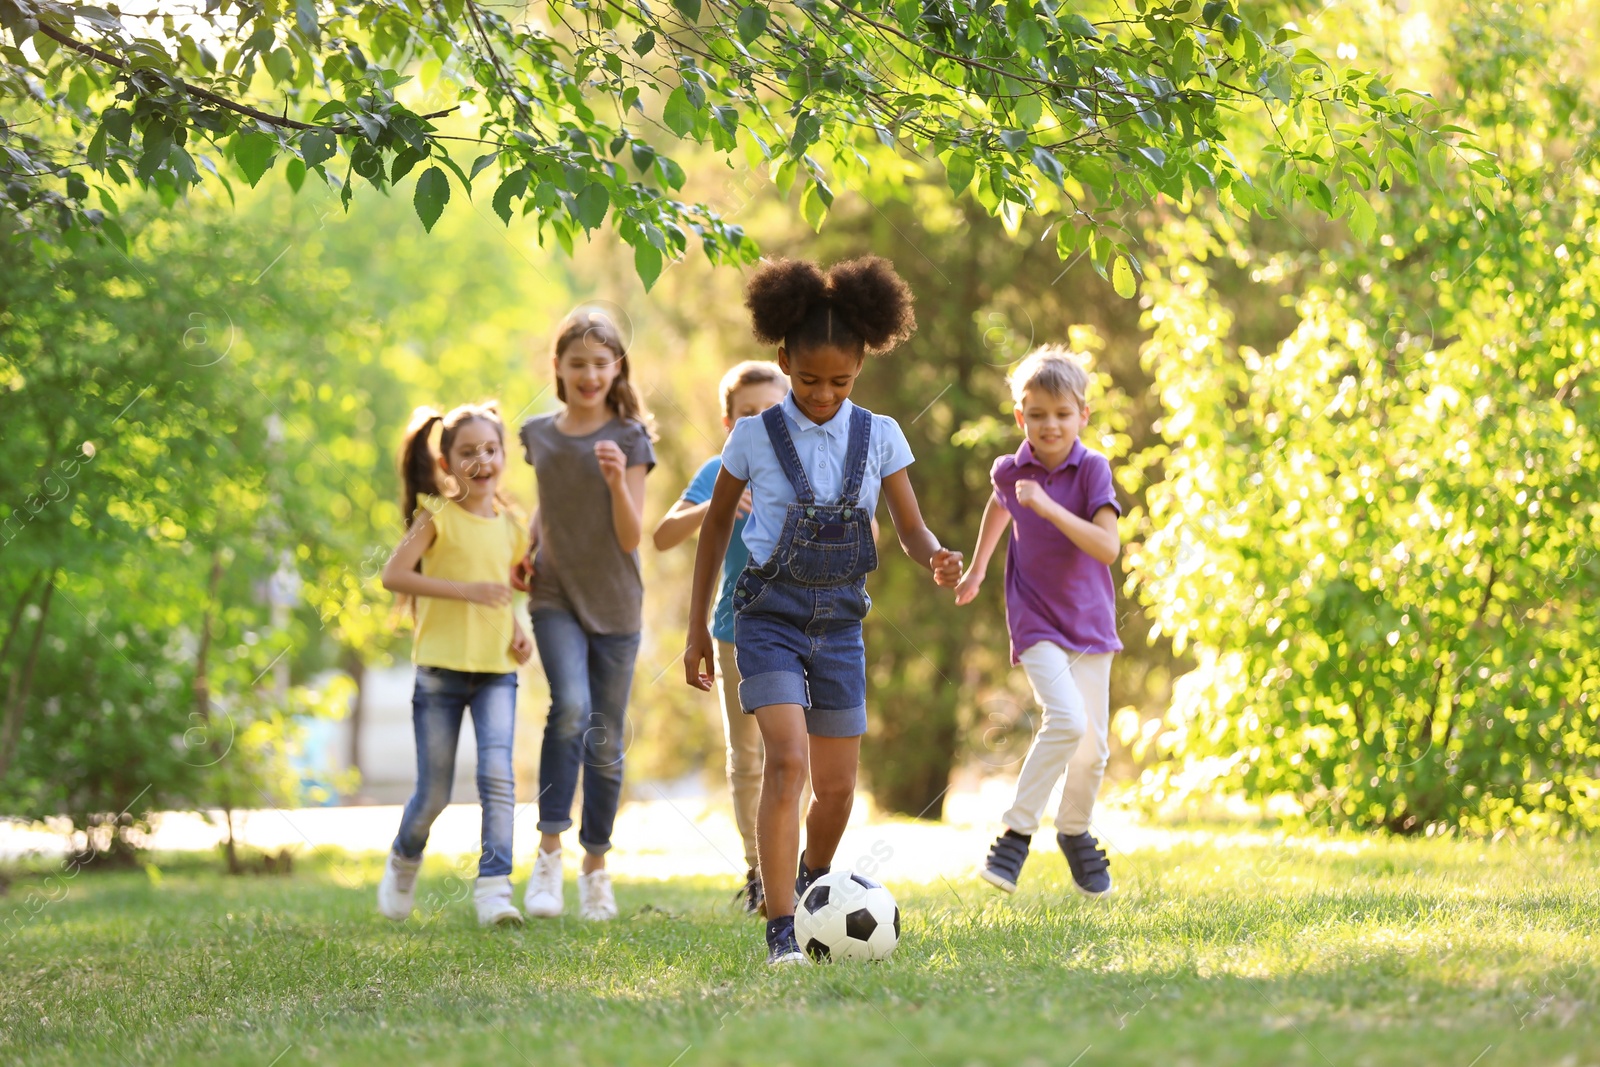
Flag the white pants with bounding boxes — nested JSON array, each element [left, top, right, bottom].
[[1000, 643, 1114, 837]]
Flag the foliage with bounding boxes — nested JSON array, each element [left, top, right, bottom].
[[0, 0, 1476, 288], [1124, 0, 1600, 833], [5, 831, 1600, 1064], [0, 210, 385, 843]]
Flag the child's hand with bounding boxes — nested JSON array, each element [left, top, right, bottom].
[[510, 551, 535, 592], [683, 627, 715, 691], [734, 487, 755, 519], [510, 626, 533, 665], [463, 581, 513, 607], [954, 566, 984, 606], [1015, 479, 1049, 512], [595, 440, 627, 489], [930, 547, 964, 588]]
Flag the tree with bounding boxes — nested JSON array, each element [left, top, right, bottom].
[[2, 0, 1472, 288], [1124, 0, 1600, 834]]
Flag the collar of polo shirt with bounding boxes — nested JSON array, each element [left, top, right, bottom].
[[783, 392, 854, 436], [1015, 437, 1086, 472]]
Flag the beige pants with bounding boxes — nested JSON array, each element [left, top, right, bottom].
[[1000, 643, 1115, 837], [714, 639, 810, 869]]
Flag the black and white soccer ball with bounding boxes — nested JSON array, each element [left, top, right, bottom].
[[794, 870, 900, 962]]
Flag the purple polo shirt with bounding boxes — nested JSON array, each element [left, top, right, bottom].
[[993, 439, 1122, 664]]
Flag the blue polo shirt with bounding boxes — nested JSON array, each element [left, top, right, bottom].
[[681, 456, 747, 644], [720, 393, 914, 567]]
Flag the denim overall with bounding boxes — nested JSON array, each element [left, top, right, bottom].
[[731, 404, 878, 735]]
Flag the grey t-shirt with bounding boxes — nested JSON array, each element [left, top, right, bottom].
[[519, 413, 656, 634]]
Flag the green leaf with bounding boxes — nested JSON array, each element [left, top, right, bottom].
[[1201, 0, 1226, 26], [673, 0, 701, 21], [737, 5, 768, 44], [1347, 192, 1376, 243], [391, 145, 428, 183], [634, 240, 664, 290], [663, 87, 695, 138], [492, 170, 528, 225], [633, 31, 655, 55], [470, 152, 499, 182], [895, 0, 921, 33], [800, 179, 830, 231], [299, 128, 336, 168], [945, 150, 975, 194], [1111, 254, 1137, 298], [1016, 18, 1047, 54], [413, 166, 450, 232], [102, 107, 133, 143], [574, 183, 610, 230], [285, 157, 306, 193], [231, 132, 277, 187]]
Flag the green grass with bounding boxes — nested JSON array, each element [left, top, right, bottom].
[[3, 826, 1598, 1067]]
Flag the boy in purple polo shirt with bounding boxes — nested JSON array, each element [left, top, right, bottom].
[[955, 345, 1123, 898]]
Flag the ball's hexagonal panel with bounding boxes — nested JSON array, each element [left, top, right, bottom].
[[805, 938, 831, 961], [802, 884, 831, 914], [845, 907, 878, 942]]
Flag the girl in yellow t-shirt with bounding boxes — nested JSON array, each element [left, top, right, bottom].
[[377, 402, 531, 927]]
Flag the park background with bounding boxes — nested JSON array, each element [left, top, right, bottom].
[[2, 0, 1599, 1064]]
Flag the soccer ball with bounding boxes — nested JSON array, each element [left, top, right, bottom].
[[794, 870, 900, 962]]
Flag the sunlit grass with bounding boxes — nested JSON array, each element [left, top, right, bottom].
[[3, 826, 1597, 1066]]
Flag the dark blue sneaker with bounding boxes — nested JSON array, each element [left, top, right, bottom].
[[765, 915, 808, 966], [796, 855, 829, 900], [1058, 831, 1113, 897], [737, 867, 765, 917], [979, 829, 1031, 893]]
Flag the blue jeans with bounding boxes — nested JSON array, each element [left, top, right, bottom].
[[733, 571, 870, 737], [393, 666, 518, 878], [531, 607, 641, 854]]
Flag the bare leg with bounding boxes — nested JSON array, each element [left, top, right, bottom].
[[802, 734, 861, 870], [753, 703, 809, 918]]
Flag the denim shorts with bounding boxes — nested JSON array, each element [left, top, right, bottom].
[[732, 570, 870, 737]]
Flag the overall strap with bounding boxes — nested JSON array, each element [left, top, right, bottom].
[[838, 406, 874, 506], [761, 404, 815, 504]]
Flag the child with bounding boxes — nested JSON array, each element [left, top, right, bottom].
[[684, 257, 963, 965], [516, 306, 654, 922], [377, 402, 533, 927], [954, 346, 1123, 898], [653, 360, 788, 916]]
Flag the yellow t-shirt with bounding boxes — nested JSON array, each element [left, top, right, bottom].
[[412, 494, 528, 674]]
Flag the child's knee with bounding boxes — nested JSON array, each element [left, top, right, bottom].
[[810, 771, 855, 807], [764, 745, 807, 795], [1039, 703, 1087, 746]]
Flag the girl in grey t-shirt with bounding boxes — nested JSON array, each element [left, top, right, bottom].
[[515, 307, 655, 923]]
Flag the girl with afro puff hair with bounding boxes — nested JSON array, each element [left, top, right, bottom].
[[684, 255, 963, 965]]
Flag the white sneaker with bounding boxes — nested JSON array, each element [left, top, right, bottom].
[[577, 868, 618, 921], [474, 875, 525, 927], [523, 847, 564, 917], [376, 851, 422, 921]]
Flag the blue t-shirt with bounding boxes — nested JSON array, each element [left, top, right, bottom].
[[682, 456, 748, 644], [720, 394, 914, 566]]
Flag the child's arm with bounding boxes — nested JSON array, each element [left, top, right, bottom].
[[1016, 480, 1121, 565], [511, 506, 540, 591], [954, 492, 1013, 605], [652, 497, 710, 551], [655, 487, 754, 551], [684, 468, 747, 690], [509, 620, 533, 665], [879, 468, 963, 587], [381, 511, 513, 606], [595, 440, 648, 553]]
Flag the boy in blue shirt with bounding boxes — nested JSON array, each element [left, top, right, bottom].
[[654, 361, 788, 914]]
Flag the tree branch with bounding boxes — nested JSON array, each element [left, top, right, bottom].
[[32, 20, 459, 136]]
